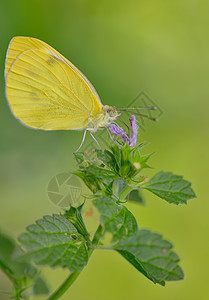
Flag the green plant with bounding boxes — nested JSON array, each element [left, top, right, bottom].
[[0, 124, 196, 299]]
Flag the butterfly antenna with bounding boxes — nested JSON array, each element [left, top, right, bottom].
[[74, 130, 87, 154], [117, 117, 130, 135], [111, 120, 129, 136], [141, 97, 153, 120], [117, 106, 157, 111], [124, 111, 158, 122]]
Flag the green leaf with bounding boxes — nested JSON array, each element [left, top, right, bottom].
[[74, 152, 84, 164], [143, 171, 196, 204], [129, 150, 153, 170], [86, 165, 117, 180], [109, 145, 122, 169], [18, 215, 88, 272], [96, 149, 119, 172], [93, 196, 121, 223], [0, 231, 37, 281], [105, 144, 152, 179], [0, 231, 39, 300], [33, 276, 49, 295], [114, 229, 184, 285], [93, 196, 138, 241], [127, 189, 145, 205], [112, 178, 127, 198], [63, 204, 89, 239], [74, 171, 101, 193]]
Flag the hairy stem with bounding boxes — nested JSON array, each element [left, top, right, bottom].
[[47, 270, 81, 300]]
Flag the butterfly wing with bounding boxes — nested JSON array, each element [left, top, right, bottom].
[[5, 36, 102, 130]]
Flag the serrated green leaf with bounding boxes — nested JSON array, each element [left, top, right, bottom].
[[93, 196, 120, 223], [114, 229, 184, 285], [143, 171, 196, 204], [105, 207, 138, 242], [18, 215, 88, 272], [116, 249, 155, 283], [93, 196, 138, 241]]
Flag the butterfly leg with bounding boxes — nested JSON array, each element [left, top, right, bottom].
[[74, 130, 87, 154], [89, 132, 102, 149], [117, 118, 130, 135], [106, 127, 121, 146]]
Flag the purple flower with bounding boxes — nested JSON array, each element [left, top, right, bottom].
[[128, 115, 137, 146], [109, 124, 128, 143], [109, 115, 138, 147]]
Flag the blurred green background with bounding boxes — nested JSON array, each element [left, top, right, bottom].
[[0, 0, 208, 299]]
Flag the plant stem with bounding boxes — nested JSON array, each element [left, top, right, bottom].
[[119, 178, 146, 201], [92, 224, 103, 246], [119, 184, 134, 200], [47, 270, 81, 300]]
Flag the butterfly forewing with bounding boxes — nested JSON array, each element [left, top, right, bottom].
[[5, 37, 102, 130]]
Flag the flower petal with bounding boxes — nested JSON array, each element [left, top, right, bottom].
[[109, 124, 128, 143], [128, 115, 138, 147]]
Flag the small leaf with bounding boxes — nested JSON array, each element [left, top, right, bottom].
[[110, 145, 122, 169], [93, 196, 138, 241], [86, 165, 117, 179], [74, 152, 84, 164], [63, 204, 89, 238], [33, 276, 49, 295], [74, 171, 101, 193], [142, 171, 196, 204], [129, 150, 153, 170], [114, 229, 184, 285], [112, 178, 126, 197], [127, 189, 145, 205], [96, 149, 119, 172], [18, 215, 88, 272]]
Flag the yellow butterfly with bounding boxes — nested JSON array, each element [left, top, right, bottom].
[[5, 36, 155, 152]]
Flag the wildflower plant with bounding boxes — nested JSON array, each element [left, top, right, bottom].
[[0, 115, 196, 299]]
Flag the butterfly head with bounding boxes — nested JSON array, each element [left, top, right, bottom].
[[102, 105, 120, 121], [87, 105, 120, 132]]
